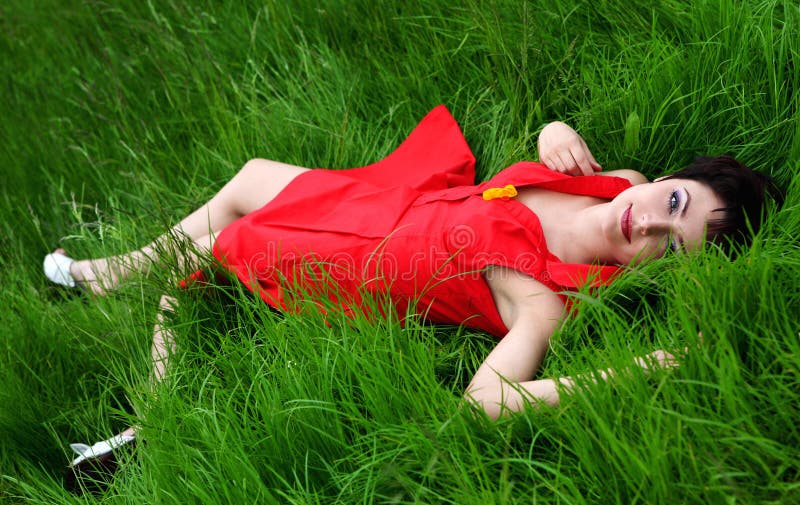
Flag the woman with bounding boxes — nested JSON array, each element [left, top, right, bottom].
[[43, 106, 774, 480]]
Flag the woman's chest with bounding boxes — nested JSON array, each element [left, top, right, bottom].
[[515, 187, 604, 259]]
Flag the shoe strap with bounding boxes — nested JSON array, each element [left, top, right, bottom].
[[70, 443, 91, 456]]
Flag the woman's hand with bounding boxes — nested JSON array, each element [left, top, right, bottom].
[[538, 121, 602, 176], [635, 333, 702, 373], [634, 349, 680, 372]]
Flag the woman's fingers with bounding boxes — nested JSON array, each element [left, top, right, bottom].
[[543, 154, 565, 174], [538, 122, 604, 176], [635, 349, 680, 373], [633, 333, 709, 375], [539, 122, 587, 175], [559, 149, 596, 176], [557, 152, 579, 175], [582, 141, 603, 172], [570, 148, 595, 177], [543, 143, 601, 176], [543, 150, 584, 176], [571, 139, 603, 176]]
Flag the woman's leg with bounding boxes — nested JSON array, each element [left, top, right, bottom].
[[150, 293, 179, 384], [68, 233, 215, 473], [148, 232, 216, 382], [85, 234, 212, 442], [167, 158, 310, 240], [65, 159, 309, 294]]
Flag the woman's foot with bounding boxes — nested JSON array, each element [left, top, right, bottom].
[[45, 248, 126, 295]]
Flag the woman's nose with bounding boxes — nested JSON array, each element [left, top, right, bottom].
[[640, 215, 671, 235]]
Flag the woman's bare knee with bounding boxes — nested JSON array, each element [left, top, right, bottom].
[[192, 232, 217, 255], [230, 158, 309, 216]]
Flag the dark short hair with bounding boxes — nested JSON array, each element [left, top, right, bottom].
[[661, 155, 782, 251]]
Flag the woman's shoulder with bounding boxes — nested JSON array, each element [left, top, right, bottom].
[[597, 169, 649, 185], [483, 266, 565, 330]]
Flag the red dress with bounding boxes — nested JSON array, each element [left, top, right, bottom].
[[212, 106, 632, 337]]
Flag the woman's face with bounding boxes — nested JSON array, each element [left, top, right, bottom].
[[602, 178, 725, 265]]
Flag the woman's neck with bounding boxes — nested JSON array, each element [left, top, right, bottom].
[[559, 204, 615, 264], [517, 188, 613, 265]]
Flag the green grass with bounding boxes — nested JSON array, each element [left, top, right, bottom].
[[2, 0, 799, 502]]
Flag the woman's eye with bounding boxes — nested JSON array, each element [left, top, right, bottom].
[[663, 235, 680, 255], [669, 190, 680, 214]]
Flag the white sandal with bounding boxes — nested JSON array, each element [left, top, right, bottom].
[[65, 433, 136, 494], [69, 433, 136, 467], [43, 252, 77, 288]]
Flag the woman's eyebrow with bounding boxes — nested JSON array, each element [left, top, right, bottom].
[[682, 187, 691, 217]]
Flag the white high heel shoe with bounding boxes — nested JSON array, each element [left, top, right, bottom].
[[69, 433, 136, 466], [64, 433, 136, 494]]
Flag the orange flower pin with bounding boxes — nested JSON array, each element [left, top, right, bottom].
[[482, 184, 518, 201]]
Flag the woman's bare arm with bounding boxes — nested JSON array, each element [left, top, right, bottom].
[[468, 269, 566, 419], [465, 311, 562, 419], [470, 268, 678, 419]]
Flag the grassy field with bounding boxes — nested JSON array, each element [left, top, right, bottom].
[[2, 0, 799, 502]]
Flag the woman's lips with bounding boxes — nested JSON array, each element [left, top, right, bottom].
[[621, 205, 632, 243]]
